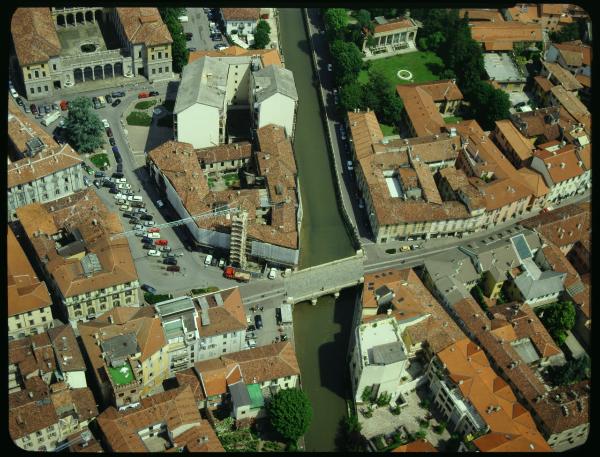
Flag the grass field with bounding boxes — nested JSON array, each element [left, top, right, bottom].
[[90, 153, 109, 169], [126, 111, 152, 127], [135, 100, 157, 110], [358, 51, 444, 92], [444, 116, 463, 124], [379, 123, 397, 136]]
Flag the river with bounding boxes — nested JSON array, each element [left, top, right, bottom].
[[279, 8, 357, 451]]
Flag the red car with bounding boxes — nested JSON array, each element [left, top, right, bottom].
[[60, 100, 69, 111], [138, 92, 150, 99], [155, 239, 168, 246], [148, 227, 160, 233]]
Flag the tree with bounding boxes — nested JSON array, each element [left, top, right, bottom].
[[330, 40, 364, 86], [64, 97, 105, 154], [339, 81, 364, 112], [363, 67, 403, 125], [361, 385, 373, 403], [253, 29, 270, 49], [335, 414, 366, 452], [324, 8, 348, 40], [549, 355, 590, 386], [268, 388, 312, 443], [549, 22, 580, 43], [538, 301, 576, 345], [355, 9, 372, 30], [159, 8, 188, 73], [467, 81, 510, 130], [256, 19, 271, 35]]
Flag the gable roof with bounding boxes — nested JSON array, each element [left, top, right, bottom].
[[396, 85, 446, 137], [221, 7, 260, 21], [542, 61, 583, 91], [253, 64, 298, 103], [115, 7, 172, 46], [11, 8, 61, 66], [189, 45, 282, 67]]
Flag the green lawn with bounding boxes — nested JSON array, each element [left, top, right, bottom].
[[444, 116, 463, 124], [135, 100, 157, 110], [90, 153, 109, 169], [107, 363, 134, 386], [358, 51, 445, 92], [223, 172, 240, 187], [379, 123, 397, 136], [126, 111, 152, 127], [191, 286, 219, 295]]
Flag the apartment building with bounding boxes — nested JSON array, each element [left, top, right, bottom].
[[8, 97, 85, 221], [97, 385, 224, 452], [10, 7, 172, 100], [147, 126, 301, 268], [220, 8, 260, 36], [176, 342, 300, 422], [362, 15, 419, 60], [16, 189, 140, 328], [547, 85, 591, 133], [10, 380, 98, 452], [451, 297, 589, 451], [8, 227, 53, 340], [174, 48, 296, 148], [426, 338, 551, 452], [9, 323, 88, 396], [493, 120, 536, 168], [503, 3, 574, 31], [79, 306, 169, 408], [154, 287, 247, 373], [469, 21, 543, 52], [529, 145, 587, 202]]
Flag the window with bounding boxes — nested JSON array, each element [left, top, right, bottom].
[[29, 320, 34, 326], [42, 71, 46, 77], [36, 431, 42, 437], [165, 52, 168, 58], [28, 73, 31, 79], [37, 87, 41, 93], [223, 348, 227, 352], [53, 64, 56, 71], [34, 70, 39, 78], [165, 66, 169, 73], [158, 67, 162, 73], [152, 68, 155, 74], [17, 323, 21, 329], [138, 51, 142, 58], [158, 51, 162, 59], [119, 392, 124, 397], [223, 341, 227, 345]]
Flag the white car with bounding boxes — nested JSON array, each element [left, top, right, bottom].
[[115, 178, 127, 184], [218, 259, 225, 268], [115, 199, 126, 205], [113, 193, 125, 200], [117, 183, 132, 190], [268, 268, 277, 280], [327, 63, 333, 72], [120, 204, 132, 211], [134, 224, 144, 230], [101, 119, 109, 129], [156, 200, 164, 208], [143, 220, 155, 227], [358, 199, 365, 209], [158, 246, 171, 252], [347, 160, 354, 171], [147, 250, 161, 257], [204, 254, 213, 265], [145, 232, 160, 239], [128, 195, 143, 202], [135, 230, 145, 237], [10, 88, 18, 98]]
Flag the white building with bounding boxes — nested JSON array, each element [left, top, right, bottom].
[[220, 8, 260, 37], [529, 146, 586, 203], [251, 65, 298, 139], [349, 316, 410, 405]]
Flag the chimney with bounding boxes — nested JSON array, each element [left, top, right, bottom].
[[560, 163, 565, 169]]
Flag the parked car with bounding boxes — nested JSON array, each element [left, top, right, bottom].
[[185, 32, 193, 40], [93, 180, 101, 189], [254, 315, 263, 329], [134, 207, 148, 214], [116, 163, 123, 173], [115, 198, 126, 205], [149, 90, 159, 97], [140, 214, 153, 221], [155, 239, 168, 246], [142, 243, 153, 250], [204, 254, 213, 265], [145, 232, 161, 239], [123, 211, 136, 219], [142, 236, 152, 244], [117, 183, 132, 190], [112, 146, 119, 154], [141, 284, 157, 294], [109, 137, 116, 146], [111, 91, 126, 98], [147, 226, 159, 232], [218, 259, 225, 268], [163, 256, 177, 265], [120, 204, 132, 211], [109, 187, 119, 194], [327, 63, 333, 72], [156, 200, 165, 208], [134, 224, 144, 230], [106, 127, 113, 137], [268, 268, 277, 280], [138, 92, 150, 99], [112, 172, 124, 179], [111, 99, 121, 107], [158, 245, 172, 252], [123, 190, 135, 196], [94, 171, 105, 178], [105, 94, 113, 104], [166, 265, 181, 272], [30, 104, 38, 115], [15, 97, 24, 107], [147, 250, 161, 257], [128, 218, 140, 225], [60, 100, 69, 111], [114, 152, 122, 163], [143, 220, 155, 227], [347, 160, 354, 171]]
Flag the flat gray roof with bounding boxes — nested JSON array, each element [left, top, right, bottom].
[[370, 341, 406, 365], [174, 57, 228, 114], [484, 53, 526, 83], [229, 381, 252, 407]]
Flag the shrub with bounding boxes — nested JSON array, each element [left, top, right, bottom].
[[135, 100, 157, 110], [90, 153, 109, 169], [144, 293, 173, 304], [390, 405, 401, 415]]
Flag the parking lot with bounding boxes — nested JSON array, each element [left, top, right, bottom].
[[182, 8, 228, 52]]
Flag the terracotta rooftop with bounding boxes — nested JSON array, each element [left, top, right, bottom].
[[347, 110, 384, 160], [11, 7, 60, 66], [542, 60, 583, 91], [521, 202, 590, 249], [8, 97, 83, 188], [171, 419, 224, 452], [534, 75, 554, 93], [189, 45, 282, 67], [494, 120, 534, 162], [396, 85, 446, 137], [437, 338, 551, 452], [48, 324, 87, 373], [554, 41, 592, 67], [531, 380, 590, 436], [195, 141, 252, 165], [516, 168, 549, 198], [9, 332, 56, 380], [575, 74, 591, 88], [509, 106, 565, 141], [373, 17, 416, 34], [550, 85, 591, 132], [392, 439, 438, 452], [115, 7, 172, 46], [196, 287, 247, 338], [459, 8, 505, 22], [8, 227, 52, 317], [97, 386, 218, 452], [470, 22, 543, 49], [16, 189, 138, 299], [506, 4, 542, 24], [221, 7, 260, 21], [533, 145, 585, 184]]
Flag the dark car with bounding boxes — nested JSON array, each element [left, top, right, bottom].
[[140, 214, 153, 221], [93, 179, 101, 189], [185, 32, 193, 40], [116, 163, 123, 173], [102, 179, 114, 188], [123, 211, 135, 219], [109, 187, 119, 194], [105, 94, 113, 104], [112, 146, 119, 154], [114, 152, 122, 163], [94, 171, 105, 178], [111, 91, 126, 98], [247, 324, 256, 332], [163, 257, 177, 265], [15, 97, 24, 107], [128, 218, 140, 225], [211, 257, 218, 266], [149, 90, 159, 97], [112, 99, 121, 107], [106, 127, 113, 138], [254, 315, 263, 329], [112, 172, 124, 179], [142, 236, 152, 244], [109, 137, 116, 146], [142, 243, 154, 250], [167, 265, 181, 272], [30, 104, 38, 115], [141, 283, 157, 294]]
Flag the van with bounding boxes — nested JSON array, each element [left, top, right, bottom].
[[131, 195, 143, 202], [41, 111, 61, 126]]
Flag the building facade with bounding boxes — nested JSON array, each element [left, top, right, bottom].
[[363, 15, 419, 60]]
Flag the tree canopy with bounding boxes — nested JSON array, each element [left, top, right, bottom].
[[324, 8, 348, 40], [549, 355, 590, 386], [158, 8, 189, 73], [330, 40, 364, 86], [253, 23, 270, 49], [363, 67, 403, 125], [335, 414, 367, 452], [268, 388, 312, 443], [549, 22, 581, 43], [468, 81, 511, 130], [64, 97, 105, 154], [537, 301, 577, 345]]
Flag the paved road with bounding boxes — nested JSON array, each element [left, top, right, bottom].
[[183, 8, 227, 52]]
